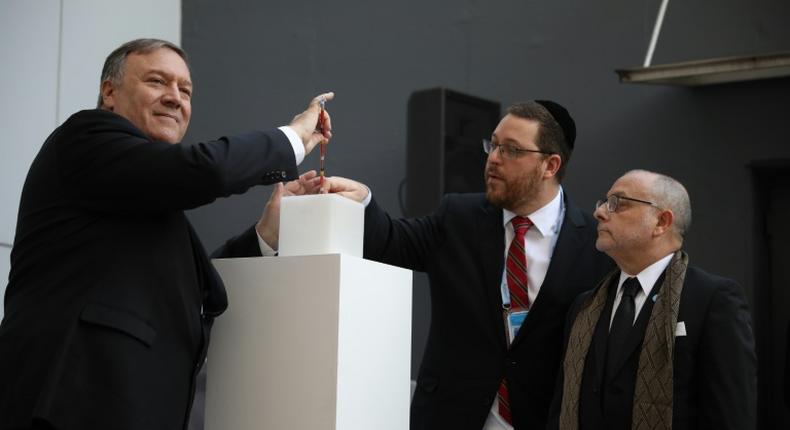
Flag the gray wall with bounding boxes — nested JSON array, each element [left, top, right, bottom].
[[182, 0, 790, 383]]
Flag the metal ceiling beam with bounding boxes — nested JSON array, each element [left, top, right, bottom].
[[616, 52, 790, 86]]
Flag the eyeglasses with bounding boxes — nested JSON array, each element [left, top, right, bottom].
[[595, 194, 662, 213], [482, 139, 554, 160]]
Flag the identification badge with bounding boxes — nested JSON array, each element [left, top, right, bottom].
[[506, 310, 528, 343]]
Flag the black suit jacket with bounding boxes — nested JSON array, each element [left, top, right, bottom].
[[0, 109, 298, 430], [549, 264, 757, 430], [363, 193, 613, 430]]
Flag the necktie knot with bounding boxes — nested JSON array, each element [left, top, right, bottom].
[[622, 277, 640, 299], [511, 216, 532, 237]]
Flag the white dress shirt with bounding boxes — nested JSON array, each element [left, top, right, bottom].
[[500, 188, 566, 308], [486, 187, 566, 430], [609, 252, 674, 328]]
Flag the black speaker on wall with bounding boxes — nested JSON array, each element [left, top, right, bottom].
[[405, 88, 501, 217]]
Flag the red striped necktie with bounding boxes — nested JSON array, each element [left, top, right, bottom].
[[497, 215, 533, 425], [506, 216, 532, 311]]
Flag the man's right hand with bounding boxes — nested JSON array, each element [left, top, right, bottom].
[[289, 92, 334, 155], [319, 176, 370, 203]]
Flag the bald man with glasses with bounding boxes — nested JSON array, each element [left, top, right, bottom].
[[548, 169, 757, 430]]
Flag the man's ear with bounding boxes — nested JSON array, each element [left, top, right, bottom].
[[542, 154, 562, 179], [653, 209, 675, 237], [100, 80, 115, 110]]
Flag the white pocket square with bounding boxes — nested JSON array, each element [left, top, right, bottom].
[[675, 321, 687, 337]]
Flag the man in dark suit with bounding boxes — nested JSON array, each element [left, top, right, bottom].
[[0, 38, 331, 430], [316, 101, 613, 430], [548, 169, 757, 430]]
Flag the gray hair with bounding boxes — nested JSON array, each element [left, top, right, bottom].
[[629, 169, 692, 240], [96, 38, 188, 108]]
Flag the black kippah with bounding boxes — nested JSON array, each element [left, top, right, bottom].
[[535, 99, 576, 149]]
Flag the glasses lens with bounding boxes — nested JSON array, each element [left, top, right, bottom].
[[482, 139, 491, 154], [607, 195, 618, 212]]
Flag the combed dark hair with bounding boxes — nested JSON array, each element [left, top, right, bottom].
[[506, 101, 573, 182], [96, 38, 188, 108]]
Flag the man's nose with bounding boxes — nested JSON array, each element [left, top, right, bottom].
[[594, 202, 608, 221], [161, 84, 182, 108], [487, 146, 503, 165]]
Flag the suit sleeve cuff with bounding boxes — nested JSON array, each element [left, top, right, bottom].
[[278, 126, 305, 165]]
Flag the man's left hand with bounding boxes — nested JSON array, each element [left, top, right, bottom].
[[256, 170, 323, 250]]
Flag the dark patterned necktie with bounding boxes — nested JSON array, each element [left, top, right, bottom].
[[605, 277, 640, 378], [497, 215, 532, 424]]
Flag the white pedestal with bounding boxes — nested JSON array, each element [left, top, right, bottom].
[[206, 254, 412, 430]]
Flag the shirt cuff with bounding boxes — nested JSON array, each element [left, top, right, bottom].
[[256, 229, 278, 256], [278, 126, 305, 165], [361, 187, 372, 207]]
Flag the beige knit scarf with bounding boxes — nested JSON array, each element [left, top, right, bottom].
[[558, 250, 688, 430]]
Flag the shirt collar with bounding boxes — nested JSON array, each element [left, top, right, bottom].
[[502, 187, 564, 237], [618, 252, 675, 296]]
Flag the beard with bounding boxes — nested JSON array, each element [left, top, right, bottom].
[[485, 165, 543, 212]]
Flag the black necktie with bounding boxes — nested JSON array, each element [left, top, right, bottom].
[[605, 277, 641, 377]]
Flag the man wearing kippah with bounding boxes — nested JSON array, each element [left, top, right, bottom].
[[304, 101, 614, 430]]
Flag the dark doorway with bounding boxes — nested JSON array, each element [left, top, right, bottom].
[[752, 160, 790, 430]]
